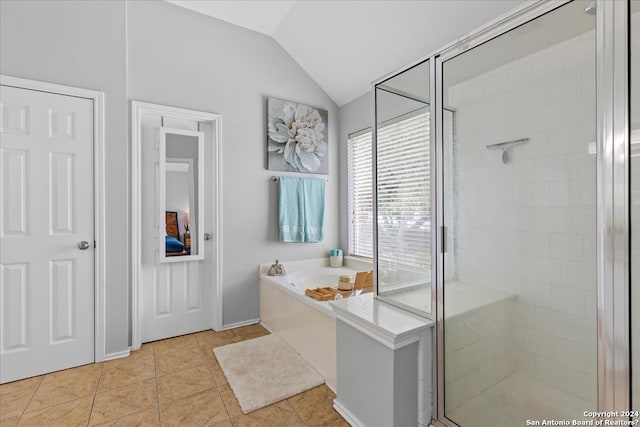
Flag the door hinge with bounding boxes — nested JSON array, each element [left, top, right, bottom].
[[441, 226, 446, 253], [94, 240, 96, 248]]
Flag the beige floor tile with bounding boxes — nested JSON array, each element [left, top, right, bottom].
[[194, 329, 234, 342], [327, 418, 351, 427], [157, 365, 215, 403], [231, 324, 270, 338], [17, 395, 93, 427], [39, 363, 102, 385], [205, 356, 228, 386], [0, 377, 42, 398], [230, 401, 304, 427], [92, 407, 160, 427], [288, 385, 343, 427], [26, 364, 101, 412], [89, 379, 157, 425], [217, 383, 242, 418], [98, 355, 155, 391], [132, 343, 155, 359], [197, 332, 243, 350], [0, 388, 36, 420], [159, 389, 228, 427], [153, 335, 198, 355], [155, 346, 205, 376], [1, 329, 342, 427], [106, 344, 154, 367], [0, 417, 19, 427]]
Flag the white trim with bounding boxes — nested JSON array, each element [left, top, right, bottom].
[[222, 318, 260, 331], [332, 399, 365, 427], [214, 119, 224, 331], [0, 74, 107, 362], [130, 100, 223, 350], [333, 312, 425, 350], [103, 349, 131, 362]]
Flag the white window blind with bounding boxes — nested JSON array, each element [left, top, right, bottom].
[[348, 129, 374, 259], [348, 109, 431, 269]]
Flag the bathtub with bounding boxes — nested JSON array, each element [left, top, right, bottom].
[[258, 257, 373, 391]]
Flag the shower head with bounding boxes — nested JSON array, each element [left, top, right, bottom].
[[584, 1, 596, 16]]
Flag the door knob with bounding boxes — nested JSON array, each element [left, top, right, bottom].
[[204, 233, 211, 241], [78, 241, 90, 250]]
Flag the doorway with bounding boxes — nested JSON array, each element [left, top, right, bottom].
[[130, 101, 222, 349], [0, 76, 106, 383]]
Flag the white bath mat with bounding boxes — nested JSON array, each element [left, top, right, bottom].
[[213, 334, 325, 414]]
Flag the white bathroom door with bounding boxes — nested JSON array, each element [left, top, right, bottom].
[[139, 113, 214, 343], [0, 85, 94, 383]]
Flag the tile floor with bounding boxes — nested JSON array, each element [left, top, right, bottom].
[[0, 324, 349, 427]]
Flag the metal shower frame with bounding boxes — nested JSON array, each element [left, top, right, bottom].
[[371, 0, 632, 425]]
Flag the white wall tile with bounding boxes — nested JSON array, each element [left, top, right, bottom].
[[552, 336, 587, 372], [551, 285, 585, 317], [536, 357, 568, 392], [567, 368, 597, 403], [520, 280, 552, 308], [449, 28, 597, 401]]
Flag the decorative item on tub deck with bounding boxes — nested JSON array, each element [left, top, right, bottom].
[[329, 249, 343, 267], [337, 275, 353, 291], [267, 97, 328, 174], [267, 259, 286, 276], [278, 176, 325, 242], [354, 270, 374, 292]]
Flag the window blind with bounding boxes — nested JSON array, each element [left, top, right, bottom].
[[348, 109, 431, 269], [348, 129, 374, 259]]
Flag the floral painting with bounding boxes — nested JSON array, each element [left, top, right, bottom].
[[267, 97, 328, 174]]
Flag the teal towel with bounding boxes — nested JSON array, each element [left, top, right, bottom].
[[278, 176, 325, 243]]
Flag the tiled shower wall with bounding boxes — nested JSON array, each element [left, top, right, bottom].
[[447, 28, 598, 406]]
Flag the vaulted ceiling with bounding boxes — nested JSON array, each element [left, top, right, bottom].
[[166, 0, 526, 107]]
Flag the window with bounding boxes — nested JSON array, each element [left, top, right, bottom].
[[347, 129, 373, 258], [347, 109, 431, 269]]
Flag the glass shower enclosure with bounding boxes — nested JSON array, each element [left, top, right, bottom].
[[441, 2, 598, 425], [373, 0, 635, 425]]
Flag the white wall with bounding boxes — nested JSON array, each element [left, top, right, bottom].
[[126, 1, 339, 327], [1, 0, 340, 353], [338, 91, 372, 254], [0, 0, 129, 356], [447, 28, 598, 405]]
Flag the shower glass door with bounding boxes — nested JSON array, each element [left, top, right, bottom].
[[375, 60, 433, 316], [441, 1, 597, 425]]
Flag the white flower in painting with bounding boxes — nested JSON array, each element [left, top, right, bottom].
[[268, 102, 327, 172]]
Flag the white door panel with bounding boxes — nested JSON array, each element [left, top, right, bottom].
[[140, 115, 213, 343], [0, 86, 94, 383]]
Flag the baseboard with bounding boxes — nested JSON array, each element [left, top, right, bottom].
[[103, 349, 130, 361], [333, 399, 364, 427], [222, 318, 260, 331]]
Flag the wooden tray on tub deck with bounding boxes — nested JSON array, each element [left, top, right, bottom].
[[305, 287, 352, 301], [354, 271, 373, 290]]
